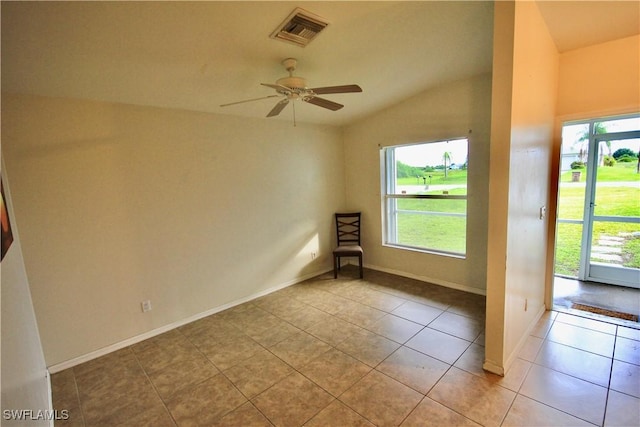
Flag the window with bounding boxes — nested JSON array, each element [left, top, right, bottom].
[[382, 139, 468, 256]]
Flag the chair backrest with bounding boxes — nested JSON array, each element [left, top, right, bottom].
[[335, 212, 361, 247]]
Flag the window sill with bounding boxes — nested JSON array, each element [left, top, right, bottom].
[[382, 243, 466, 260]]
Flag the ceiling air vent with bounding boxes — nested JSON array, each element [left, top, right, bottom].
[[270, 8, 329, 47]]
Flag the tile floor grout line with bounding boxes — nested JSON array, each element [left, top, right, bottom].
[[70, 368, 88, 427], [600, 327, 620, 427], [129, 342, 180, 427], [216, 367, 266, 423], [543, 336, 616, 361], [518, 327, 613, 427], [512, 389, 603, 427], [248, 367, 332, 426], [419, 363, 483, 426], [554, 315, 623, 336], [51, 269, 638, 427], [332, 395, 378, 427], [529, 321, 620, 392], [162, 324, 265, 424], [497, 392, 517, 427]]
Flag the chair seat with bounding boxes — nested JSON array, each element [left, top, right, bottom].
[[333, 245, 363, 255]]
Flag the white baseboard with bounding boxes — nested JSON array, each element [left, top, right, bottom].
[[364, 263, 487, 296], [504, 303, 547, 370], [482, 359, 505, 376], [47, 268, 331, 374], [483, 303, 547, 376], [46, 370, 54, 427], [48, 263, 488, 373]]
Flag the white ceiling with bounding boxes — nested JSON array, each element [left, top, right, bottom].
[[1, 1, 638, 127]]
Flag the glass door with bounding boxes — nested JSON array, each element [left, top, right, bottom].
[[584, 129, 640, 287], [555, 115, 640, 288]]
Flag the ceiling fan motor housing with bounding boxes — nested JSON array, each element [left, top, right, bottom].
[[220, 57, 361, 119], [275, 58, 310, 92], [276, 76, 308, 90]]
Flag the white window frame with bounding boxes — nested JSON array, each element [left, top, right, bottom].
[[381, 139, 468, 258]]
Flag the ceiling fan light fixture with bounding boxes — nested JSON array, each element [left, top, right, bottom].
[[270, 8, 329, 47]]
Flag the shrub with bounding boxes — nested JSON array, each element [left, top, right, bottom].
[[396, 161, 423, 178], [617, 154, 638, 163], [570, 161, 586, 169], [603, 155, 616, 167], [613, 148, 638, 160]]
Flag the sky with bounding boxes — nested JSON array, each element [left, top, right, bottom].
[[394, 138, 468, 167], [562, 116, 640, 155], [394, 115, 639, 168]]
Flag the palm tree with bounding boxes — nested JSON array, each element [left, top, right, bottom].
[[443, 151, 452, 179], [574, 123, 608, 165]]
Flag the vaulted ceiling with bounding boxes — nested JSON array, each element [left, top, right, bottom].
[[2, 1, 638, 126]]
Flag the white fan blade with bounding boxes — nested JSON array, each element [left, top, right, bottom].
[[220, 94, 280, 107], [261, 83, 293, 93]]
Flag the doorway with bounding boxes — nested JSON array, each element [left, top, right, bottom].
[[553, 114, 640, 321]]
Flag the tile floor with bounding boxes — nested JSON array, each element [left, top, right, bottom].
[[51, 267, 640, 426]]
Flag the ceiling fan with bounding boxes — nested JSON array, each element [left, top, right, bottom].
[[220, 58, 362, 123]]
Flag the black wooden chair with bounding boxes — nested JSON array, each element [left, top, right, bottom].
[[333, 212, 363, 279]]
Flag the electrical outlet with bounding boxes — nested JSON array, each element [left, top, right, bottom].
[[311, 251, 317, 260], [539, 206, 546, 220], [141, 300, 152, 313]]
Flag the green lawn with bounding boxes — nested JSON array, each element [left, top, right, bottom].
[[555, 219, 640, 276], [555, 162, 640, 276], [390, 162, 639, 266], [395, 212, 466, 253], [561, 161, 640, 183], [392, 196, 467, 254], [392, 169, 468, 253], [397, 169, 468, 186]]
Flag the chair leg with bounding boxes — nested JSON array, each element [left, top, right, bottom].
[[359, 255, 363, 278], [333, 255, 338, 279]]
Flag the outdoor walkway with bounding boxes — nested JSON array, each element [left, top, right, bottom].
[[592, 234, 626, 264], [559, 180, 640, 189]]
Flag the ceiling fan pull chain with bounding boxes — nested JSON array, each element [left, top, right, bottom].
[[293, 99, 297, 127]]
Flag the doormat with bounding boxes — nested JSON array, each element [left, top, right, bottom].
[[571, 303, 638, 322]]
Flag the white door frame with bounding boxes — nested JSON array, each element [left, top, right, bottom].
[[579, 125, 640, 288]]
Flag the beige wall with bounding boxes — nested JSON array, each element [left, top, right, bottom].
[[4, 9, 636, 378], [545, 35, 640, 306], [557, 35, 640, 121], [485, 1, 559, 374], [343, 73, 492, 294], [484, 1, 515, 373], [1, 163, 51, 425], [2, 94, 345, 366]]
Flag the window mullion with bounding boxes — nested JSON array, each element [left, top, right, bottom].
[[381, 139, 468, 257]]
